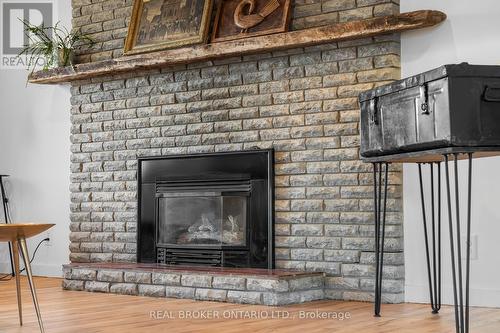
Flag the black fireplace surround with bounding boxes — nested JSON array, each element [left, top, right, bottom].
[[138, 149, 274, 269]]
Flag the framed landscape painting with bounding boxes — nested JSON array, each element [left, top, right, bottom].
[[124, 0, 213, 55]]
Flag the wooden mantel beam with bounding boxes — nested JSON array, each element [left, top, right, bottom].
[[28, 10, 446, 84]]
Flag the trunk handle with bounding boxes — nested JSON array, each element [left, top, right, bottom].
[[483, 85, 500, 102]]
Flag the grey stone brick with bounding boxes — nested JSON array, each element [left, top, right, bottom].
[[71, 268, 97, 280], [324, 250, 360, 262], [138, 284, 166, 297], [124, 272, 151, 284], [243, 118, 272, 130], [339, 58, 373, 73], [273, 115, 304, 128], [275, 162, 306, 175], [242, 94, 272, 107], [243, 71, 272, 84], [306, 261, 341, 275], [63, 279, 85, 291], [306, 187, 340, 199], [212, 276, 246, 290], [85, 281, 110, 293], [275, 212, 305, 224], [291, 224, 323, 236], [165, 286, 196, 298], [110, 283, 138, 295], [306, 237, 341, 249], [229, 107, 259, 119], [342, 264, 375, 277], [360, 278, 404, 293], [275, 224, 291, 236], [293, 12, 339, 30], [294, 3, 322, 18], [290, 77, 322, 91], [323, 0, 356, 13], [259, 80, 289, 93], [246, 278, 289, 292], [290, 174, 323, 186], [276, 187, 306, 200], [195, 288, 228, 302], [227, 291, 262, 304], [268, 289, 325, 305], [325, 224, 359, 237], [339, 7, 373, 22], [289, 276, 324, 291], [325, 277, 359, 290], [275, 236, 306, 248], [305, 62, 338, 76], [214, 74, 243, 87], [181, 274, 212, 288], [202, 133, 230, 145], [97, 270, 123, 282]]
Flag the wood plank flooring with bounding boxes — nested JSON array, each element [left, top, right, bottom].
[[1, 277, 499, 333]]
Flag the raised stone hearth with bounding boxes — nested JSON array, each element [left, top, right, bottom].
[[63, 263, 325, 306]]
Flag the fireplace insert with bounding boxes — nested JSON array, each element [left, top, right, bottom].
[[137, 149, 274, 269]]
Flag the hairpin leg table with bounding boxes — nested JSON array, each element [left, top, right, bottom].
[[364, 147, 500, 333]]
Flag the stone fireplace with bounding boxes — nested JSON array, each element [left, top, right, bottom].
[[63, 0, 405, 305], [138, 150, 273, 268]]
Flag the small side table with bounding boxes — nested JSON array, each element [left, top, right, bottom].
[[0, 223, 54, 333], [363, 147, 500, 333]]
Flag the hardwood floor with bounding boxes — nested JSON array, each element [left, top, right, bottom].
[[1, 277, 499, 333]]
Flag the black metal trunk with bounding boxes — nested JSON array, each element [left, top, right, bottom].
[[359, 63, 500, 158]]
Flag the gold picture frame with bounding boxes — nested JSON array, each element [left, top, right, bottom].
[[124, 0, 213, 55]]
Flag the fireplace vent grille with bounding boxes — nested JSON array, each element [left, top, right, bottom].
[[156, 179, 252, 193], [157, 248, 250, 267]]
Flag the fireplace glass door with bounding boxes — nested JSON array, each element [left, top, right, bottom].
[[157, 193, 247, 247]]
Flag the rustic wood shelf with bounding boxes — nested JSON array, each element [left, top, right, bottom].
[[28, 10, 445, 84]]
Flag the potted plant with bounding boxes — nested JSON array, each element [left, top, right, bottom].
[[18, 20, 94, 73]]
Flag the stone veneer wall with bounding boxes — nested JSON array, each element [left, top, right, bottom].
[[69, 0, 404, 302]]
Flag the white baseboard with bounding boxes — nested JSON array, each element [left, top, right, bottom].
[[0, 262, 62, 278], [406, 284, 500, 308]]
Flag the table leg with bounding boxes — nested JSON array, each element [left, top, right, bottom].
[[373, 162, 389, 317], [443, 153, 473, 333], [417, 162, 442, 314], [11, 239, 22, 326], [18, 237, 45, 333]]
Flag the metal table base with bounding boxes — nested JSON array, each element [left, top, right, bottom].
[[371, 150, 477, 333]]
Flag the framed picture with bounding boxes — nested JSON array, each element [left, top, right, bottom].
[[124, 0, 213, 55], [211, 0, 291, 43]]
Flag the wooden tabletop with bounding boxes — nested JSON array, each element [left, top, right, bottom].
[[361, 146, 500, 163], [0, 223, 55, 242]]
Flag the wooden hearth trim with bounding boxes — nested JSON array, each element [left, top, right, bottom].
[[28, 10, 445, 84]]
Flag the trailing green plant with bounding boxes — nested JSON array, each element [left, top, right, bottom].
[[18, 19, 94, 73]]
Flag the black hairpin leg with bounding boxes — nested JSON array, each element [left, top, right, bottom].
[[373, 162, 389, 317], [417, 162, 442, 314], [444, 153, 473, 333]]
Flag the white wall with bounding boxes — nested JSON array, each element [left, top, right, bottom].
[[1, 2, 500, 305], [402, 0, 500, 307], [0, 1, 71, 277]]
